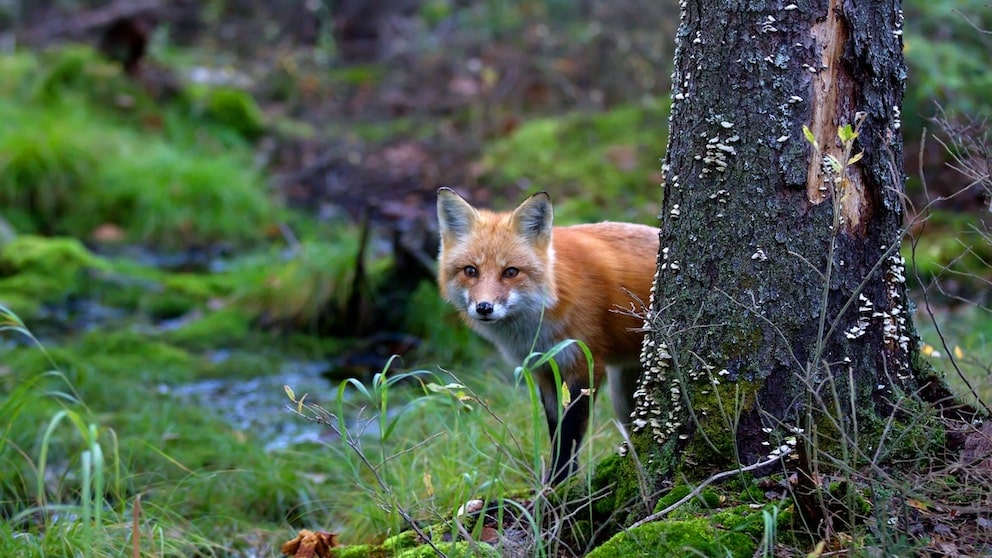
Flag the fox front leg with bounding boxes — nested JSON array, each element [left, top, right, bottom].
[[541, 376, 592, 485]]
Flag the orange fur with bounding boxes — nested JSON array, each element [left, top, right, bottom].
[[436, 187, 659, 483]]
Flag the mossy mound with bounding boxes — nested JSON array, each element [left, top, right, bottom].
[[0, 47, 279, 248], [0, 235, 110, 317], [481, 98, 669, 224], [193, 86, 268, 140], [0, 235, 236, 328], [587, 518, 755, 558]]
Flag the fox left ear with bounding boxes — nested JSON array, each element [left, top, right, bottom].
[[512, 192, 553, 244], [437, 187, 479, 243]]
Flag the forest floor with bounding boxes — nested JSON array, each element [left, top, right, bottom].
[[1, 2, 991, 557]]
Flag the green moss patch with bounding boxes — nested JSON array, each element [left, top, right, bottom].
[[588, 518, 755, 558], [191, 86, 267, 140], [0, 235, 110, 317], [681, 380, 762, 473], [328, 532, 500, 558]]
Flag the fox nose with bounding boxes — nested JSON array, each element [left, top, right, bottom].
[[476, 302, 494, 316]]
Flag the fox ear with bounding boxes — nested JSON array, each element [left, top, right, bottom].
[[437, 187, 478, 242], [512, 191, 553, 243]]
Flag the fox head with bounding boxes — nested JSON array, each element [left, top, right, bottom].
[[436, 187, 557, 324]]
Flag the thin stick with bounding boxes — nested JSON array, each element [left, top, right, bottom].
[[628, 450, 791, 530], [132, 493, 141, 558]]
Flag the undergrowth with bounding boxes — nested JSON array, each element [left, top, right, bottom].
[[0, 46, 277, 248], [0, 299, 629, 556]]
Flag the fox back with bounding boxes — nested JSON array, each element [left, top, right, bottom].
[[436, 187, 660, 484]]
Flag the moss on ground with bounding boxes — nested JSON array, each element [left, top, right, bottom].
[[396, 542, 500, 557], [586, 453, 649, 524], [654, 485, 724, 515], [234, 236, 394, 335], [329, 532, 500, 558], [675, 379, 762, 475], [0, 235, 110, 318], [196, 86, 268, 140], [332, 544, 384, 558], [160, 308, 255, 350], [587, 517, 755, 558], [0, 226, 396, 348]]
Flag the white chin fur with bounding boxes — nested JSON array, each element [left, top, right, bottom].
[[465, 290, 518, 321], [468, 304, 508, 321]]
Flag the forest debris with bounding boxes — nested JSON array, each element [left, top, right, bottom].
[[280, 529, 339, 558], [961, 421, 992, 468], [17, 0, 166, 45]]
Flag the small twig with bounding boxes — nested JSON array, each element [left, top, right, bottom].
[[628, 450, 791, 530], [132, 493, 141, 558], [379, 432, 447, 467], [277, 222, 301, 252], [953, 9, 992, 35]]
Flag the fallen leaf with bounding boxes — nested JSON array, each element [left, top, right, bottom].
[[91, 223, 126, 243], [281, 529, 339, 558], [906, 498, 930, 511], [423, 471, 434, 499], [479, 526, 499, 544]]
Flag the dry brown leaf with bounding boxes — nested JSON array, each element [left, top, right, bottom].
[[906, 498, 930, 511], [91, 223, 126, 243], [479, 526, 499, 544], [280, 529, 339, 558]]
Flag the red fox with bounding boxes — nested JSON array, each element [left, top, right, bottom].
[[436, 187, 660, 484]]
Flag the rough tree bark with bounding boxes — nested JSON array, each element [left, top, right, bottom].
[[622, 0, 956, 518]]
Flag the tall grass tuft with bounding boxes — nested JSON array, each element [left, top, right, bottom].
[[0, 305, 219, 557], [0, 47, 279, 248], [284, 336, 628, 555]]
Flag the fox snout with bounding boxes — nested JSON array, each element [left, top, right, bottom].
[[464, 295, 508, 322], [475, 301, 494, 317]]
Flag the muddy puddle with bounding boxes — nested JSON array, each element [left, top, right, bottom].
[[166, 359, 342, 451]]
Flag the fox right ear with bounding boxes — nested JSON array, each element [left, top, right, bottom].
[[512, 191, 553, 244], [437, 187, 478, 242]]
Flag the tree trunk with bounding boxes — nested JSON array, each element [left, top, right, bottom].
[[624, 0, 953, 516]]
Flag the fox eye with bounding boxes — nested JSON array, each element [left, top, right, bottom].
[[463, 265, 478, 278], [502, 267, 519, 279]]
